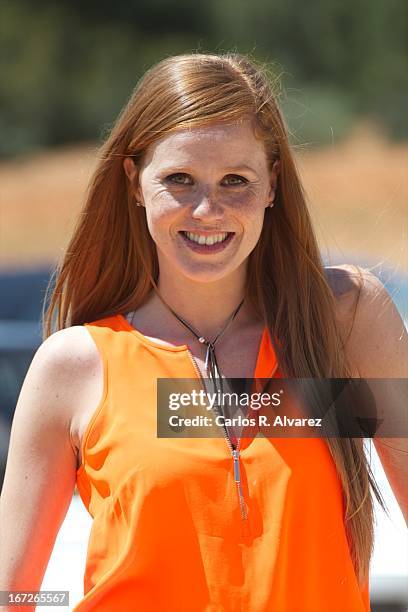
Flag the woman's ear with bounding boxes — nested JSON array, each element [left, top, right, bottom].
[[123, 157, 138, 182], [123, 157, 143, 203], [268, 159, 281, 201], [271, 159, 280, 188]]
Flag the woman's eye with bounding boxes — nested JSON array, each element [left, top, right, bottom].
[[223, 175, 247, 186], [164, 173, 247, 186], [166, 173, 192, 185]]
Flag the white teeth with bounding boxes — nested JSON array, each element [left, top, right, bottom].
[[184, 231, 229, 246]]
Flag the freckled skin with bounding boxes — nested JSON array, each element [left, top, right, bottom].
[[124, 121, 279, 284]]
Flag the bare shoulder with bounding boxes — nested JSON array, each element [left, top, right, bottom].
[[324, 264, 365, 342], [32, 325, 102, 412], [29, 326, 103, 462], [325, 264, 408, 377], [38, 325, 101, 376], [324, 263, 365, 301]]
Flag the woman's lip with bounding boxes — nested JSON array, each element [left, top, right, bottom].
[[178, 230, 235, 253], [179, 230, 235, 236]]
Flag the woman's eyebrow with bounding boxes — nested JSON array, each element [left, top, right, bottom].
[[158, 164, 259, 176], [223, 164, 259, 176], [158, 166, 192, 174]]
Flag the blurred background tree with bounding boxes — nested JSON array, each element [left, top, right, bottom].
[[1, 0, 407, 157]]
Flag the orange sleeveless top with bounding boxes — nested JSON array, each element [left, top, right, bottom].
[[73, 314, 370, 611]]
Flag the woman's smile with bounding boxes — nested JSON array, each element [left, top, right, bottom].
[[178, 230, 235, 254]]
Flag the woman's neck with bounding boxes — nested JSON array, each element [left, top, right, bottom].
[[133, 276, 259, 342]]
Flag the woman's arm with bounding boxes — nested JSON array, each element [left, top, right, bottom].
[[0, 326, 102, 610], [338, 265, 408, 525]]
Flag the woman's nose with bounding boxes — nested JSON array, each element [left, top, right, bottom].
[[191, 191, 224, 221]]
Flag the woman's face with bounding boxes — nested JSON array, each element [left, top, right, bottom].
[[124, 120, 279, 283]]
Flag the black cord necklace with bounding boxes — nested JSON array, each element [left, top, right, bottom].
[[130, 292, 245, 408], [153, 294, 245, 380]]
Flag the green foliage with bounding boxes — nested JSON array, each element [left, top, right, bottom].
[[0, 0, 406, 157], [281, 85, 357, 147]]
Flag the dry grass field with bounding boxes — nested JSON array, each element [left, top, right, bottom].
[[1, 122, 407, 272]]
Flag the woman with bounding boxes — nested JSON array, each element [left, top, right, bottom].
[[0, 52, 407, 612]]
